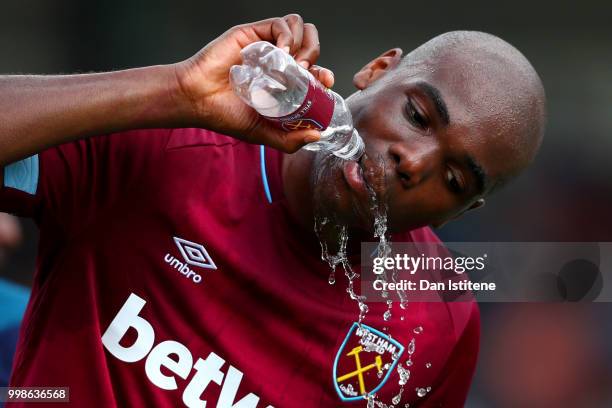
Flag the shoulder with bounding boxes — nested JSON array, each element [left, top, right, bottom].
[[408, 227, 442, 244], [394, 226, 481, 341], [391, 225, 443, 246]]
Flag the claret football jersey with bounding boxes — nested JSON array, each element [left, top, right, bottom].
[[0, 129, 479, 407]]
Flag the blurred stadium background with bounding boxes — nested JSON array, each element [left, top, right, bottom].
[[1, 0, 611, 406]]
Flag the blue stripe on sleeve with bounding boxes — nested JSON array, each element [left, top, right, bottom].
[[260, 145, 272, 204], [3, 154, 39, 195]]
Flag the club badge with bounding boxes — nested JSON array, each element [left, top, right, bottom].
[[333, 323, 404, 401]]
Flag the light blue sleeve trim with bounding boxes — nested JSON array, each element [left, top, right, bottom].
[[259, 145, 272, 204], [0, 278, 30, 331], [3, 154, 39, 195]]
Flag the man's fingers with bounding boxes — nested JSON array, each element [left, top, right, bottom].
[[238, 16, 319, 69], [294, 23, 320, 69], [246, 17, 293, 52], [278, 129, 321, 153], [284, 14, 304, 55], [270, 18, 294, 52], [256, 126, 321, 154], [309, 65, 335, 88]]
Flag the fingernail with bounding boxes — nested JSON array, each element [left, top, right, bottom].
[[303, 133, 320, 143], [299, 60, 309, 69]]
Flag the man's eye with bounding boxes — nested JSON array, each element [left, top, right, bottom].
[[446, 168, 463, 193], [405, 100, 427, 129]]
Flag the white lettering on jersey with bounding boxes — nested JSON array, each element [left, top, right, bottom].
[[164, 254, 203, 284], [102, 293, 273, 408], [101, 293, 154, 362]]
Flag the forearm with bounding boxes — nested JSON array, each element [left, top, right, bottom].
[[0, 65, 189, 166]]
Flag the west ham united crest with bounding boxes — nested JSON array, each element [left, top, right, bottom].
[[280, 118, 324, 131], [333, 323, 405, 402]]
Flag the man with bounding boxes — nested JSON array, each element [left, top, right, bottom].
[[0, 14, 545, 407]]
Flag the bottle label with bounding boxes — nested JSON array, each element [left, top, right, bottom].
[[263, 75, 335, 132]]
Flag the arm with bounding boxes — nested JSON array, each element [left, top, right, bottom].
[[0, 14, 332, 166], [0, 67, 182, 166]]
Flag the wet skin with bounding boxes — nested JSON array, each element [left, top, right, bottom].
[[282, 36, 545, 242]]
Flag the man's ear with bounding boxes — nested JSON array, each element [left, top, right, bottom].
[[353, 48, 403, 90], [431, 199, 486, 229]]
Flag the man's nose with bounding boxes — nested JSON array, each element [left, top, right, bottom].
[[388, 140, 438, 187]]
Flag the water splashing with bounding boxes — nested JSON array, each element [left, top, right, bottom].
[[392, 388, 403, 405], [310, 151, 426, 406], [362, 153, 401, 326], [397, 362, 411, 386], [311, 152, 392, 324]]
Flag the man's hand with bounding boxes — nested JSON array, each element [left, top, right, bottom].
[[173, 14, 335, 153], [0, 14, 334, 165]]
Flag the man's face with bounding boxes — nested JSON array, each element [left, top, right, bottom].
[[312, 51, 524, 234]]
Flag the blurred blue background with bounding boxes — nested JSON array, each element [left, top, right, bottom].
[[1, 0, 611, 406]]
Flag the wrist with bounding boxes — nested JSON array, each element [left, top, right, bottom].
[[167, 59, 200, 128], [136, 63, 198, 128]]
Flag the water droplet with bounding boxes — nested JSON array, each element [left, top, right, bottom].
[[426, 386, 431, 392], [383, 310, 392, 321], [392, 388, 403, 405], [396, 362, 411, 386], [413, 326, 423, 334], [328, 272, 335, 285], [407, 338, 416, 355], [416, 387, 428, 397], [425, 362, 432, 368], [400, 316, 405, 321]]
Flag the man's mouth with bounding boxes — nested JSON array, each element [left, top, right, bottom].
[[341, 154, 389, 217], [342, 158, 368, 197]]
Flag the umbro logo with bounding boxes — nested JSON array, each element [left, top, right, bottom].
[[164, 237, 217, 284]]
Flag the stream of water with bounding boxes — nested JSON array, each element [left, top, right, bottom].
[[311, 152, 429, 406]]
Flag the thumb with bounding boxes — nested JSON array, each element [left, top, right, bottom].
[[253, 124, 321, 153]]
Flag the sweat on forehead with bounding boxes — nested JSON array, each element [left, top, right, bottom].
[[400, 31, 546, 187]]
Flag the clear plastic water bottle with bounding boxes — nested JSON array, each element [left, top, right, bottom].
[[230, 41, 364, 160]]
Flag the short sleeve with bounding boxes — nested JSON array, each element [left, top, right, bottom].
[[0, 154, 41, 217], [0, 129, 172, 235], [397, 226, 481, 405], [418, 302, 480, 407]]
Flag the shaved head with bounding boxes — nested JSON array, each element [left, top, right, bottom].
[[284, 30, 549, 234], [402, 31, 546, 190]]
